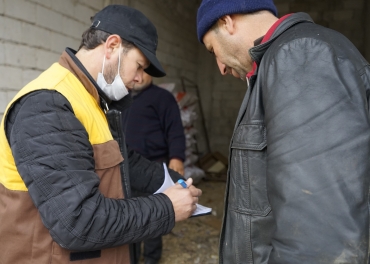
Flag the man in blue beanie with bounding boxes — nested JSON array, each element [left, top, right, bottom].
[[197, 0, 370, 263]]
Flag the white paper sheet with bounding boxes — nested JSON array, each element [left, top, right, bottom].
[[154, 163, 212, 217], [153, 163, 177, 194]]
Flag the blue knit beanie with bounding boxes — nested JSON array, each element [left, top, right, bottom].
[[197, 0, 278, 43]]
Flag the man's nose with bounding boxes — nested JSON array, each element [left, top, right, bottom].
[[134, 72, 143, 83], [216, 59, 227, 75]]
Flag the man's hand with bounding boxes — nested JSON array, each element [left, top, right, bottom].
[[163, 178, 202, 222], [169, 158, 184, 176]]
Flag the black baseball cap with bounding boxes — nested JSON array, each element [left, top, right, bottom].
[[91, 5, 166, 77]]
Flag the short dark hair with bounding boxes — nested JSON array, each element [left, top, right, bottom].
[[78, 27, 135, 53]]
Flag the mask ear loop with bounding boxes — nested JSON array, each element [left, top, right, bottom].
[[101, 55, 106, 74], [117, 43, 122, 76]]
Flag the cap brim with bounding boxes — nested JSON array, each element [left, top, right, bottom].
[[136, 44, 166, 77]]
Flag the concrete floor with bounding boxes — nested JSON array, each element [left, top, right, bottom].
[[138, 180, 226, 264]]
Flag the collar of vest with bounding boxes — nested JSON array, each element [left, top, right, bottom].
[[63, 48, 112, 112]]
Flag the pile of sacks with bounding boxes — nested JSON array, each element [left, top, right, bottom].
[[158, 83, 205, 184]]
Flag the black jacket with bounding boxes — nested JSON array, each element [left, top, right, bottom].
[[220, 13, 370, 264], [5, 50, 182, 255], [123, 83, 186, 162]]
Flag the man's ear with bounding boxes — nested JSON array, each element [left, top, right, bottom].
[[218, 15, 236, 35], [104, 34, 121, 59]]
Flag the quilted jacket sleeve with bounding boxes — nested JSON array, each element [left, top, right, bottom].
[[127, 148, 184, 194], [6, 90, 175, 251]]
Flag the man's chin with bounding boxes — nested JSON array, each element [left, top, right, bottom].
[[231, 70, 246, 81], [231, 70, 240, 79]]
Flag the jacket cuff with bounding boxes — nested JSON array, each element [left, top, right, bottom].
[[168, 169, 185, 182], [153, 193, 176, 234]]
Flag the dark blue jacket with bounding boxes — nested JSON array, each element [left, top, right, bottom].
[[123, 83, 186, 162]]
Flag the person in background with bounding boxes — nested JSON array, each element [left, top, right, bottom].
[[196, 0, 370, 263], [0, 5, 201, 264], [123, 71, 186, 264]]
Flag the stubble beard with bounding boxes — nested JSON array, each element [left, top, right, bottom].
[[104, 64, 116, 84], [104, 56, 123, 84]]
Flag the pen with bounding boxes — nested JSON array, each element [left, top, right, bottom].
[[177, 179, 187, 188]]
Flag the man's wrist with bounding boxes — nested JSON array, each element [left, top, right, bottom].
[[169, 157, 184, 162]]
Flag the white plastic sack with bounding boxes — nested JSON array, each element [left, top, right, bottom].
[[184, 165, 205, 184]]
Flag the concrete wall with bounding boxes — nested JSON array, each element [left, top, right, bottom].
[[0, 0, 104, 121], [365, 0, 370, 61], [275, 0, 367, 56]]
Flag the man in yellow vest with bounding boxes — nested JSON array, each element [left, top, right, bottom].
[[0, 5, 201, 264]]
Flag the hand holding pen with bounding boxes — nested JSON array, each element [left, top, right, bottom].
[[163, 178, 202, 222], [177, 179, 187, 188]]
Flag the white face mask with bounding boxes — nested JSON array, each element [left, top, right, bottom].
[[96, 45, 129, 101]]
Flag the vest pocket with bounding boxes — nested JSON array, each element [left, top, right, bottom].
[[92, 141, 125, 199], [229, 124, 271, 216]]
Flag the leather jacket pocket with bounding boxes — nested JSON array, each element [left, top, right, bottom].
[[229, 123, 271, 216]]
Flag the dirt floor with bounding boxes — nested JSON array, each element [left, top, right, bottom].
[[138, 179, 227, 264]]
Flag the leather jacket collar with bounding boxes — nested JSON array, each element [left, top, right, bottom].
[[249, 13, 314, 66]]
